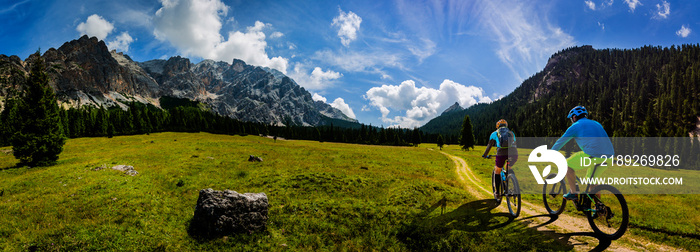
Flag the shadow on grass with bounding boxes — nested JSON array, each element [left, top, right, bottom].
[[187, 218, 217, 242], [397, 198, 602, 251], [519, 213, 559, 229], [186, 217, 270, 244], [0, 163, 24, 171], [421, 198, 515, 232], [517, 214, 613, 252], [566, 232, 612, 252], [397, 198, 524, 250]]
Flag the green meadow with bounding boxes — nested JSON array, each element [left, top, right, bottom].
[[0, 132, 569, 251], [445, 145, 700, 251]]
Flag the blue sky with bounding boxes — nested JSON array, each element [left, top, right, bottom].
[[1, 0, 698, 128]]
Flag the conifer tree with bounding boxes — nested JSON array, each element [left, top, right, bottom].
[[0, 97, 21, 146], [412, 127, 421, 146], [11, 52, 66, 166], [95, 106, 108, 137], [459, 115, 475, 151]]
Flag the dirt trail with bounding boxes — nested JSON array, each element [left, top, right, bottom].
[[439, 151, 682, 252]]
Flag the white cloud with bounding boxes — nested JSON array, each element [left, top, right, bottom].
[[365, 79, 491, 128], [604, 0, 614, 7], [107, 32, 134, 52], [585, 0, 596, 10], [312, 93, 327, 103], [270, 31, 284, 39], [313, 49, 402, 79], [116, 9, 152, 28], [332, 8, 362, 47], [153, 0, 288, 73], [655, 1, 670, 19], [407, 38, 437, 62], [311, 93, 356, 119], [76, 14, 114, 40], [330, 98, 356, 119], [624, 0, 641, 12], [676, 25, 691, 38], [288, 63, 342, 90], [0, 0, 30, 15], [598, 22, 605, 31], [478, 1, 575, 81]]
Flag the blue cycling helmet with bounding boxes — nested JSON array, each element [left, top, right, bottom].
[[567, 106, 588, 119]]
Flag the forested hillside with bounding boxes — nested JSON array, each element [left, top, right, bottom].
[[422, 45, 700, 144]]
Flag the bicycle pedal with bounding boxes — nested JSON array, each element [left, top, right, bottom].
[[605, 207, 614, 220]]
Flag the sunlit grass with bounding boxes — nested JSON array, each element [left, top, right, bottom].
[[0, 133, 571, 251]]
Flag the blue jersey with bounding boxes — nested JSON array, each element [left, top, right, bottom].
[[551, 118, 614, 157]]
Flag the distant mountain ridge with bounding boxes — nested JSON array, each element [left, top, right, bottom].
[[422, 45, 700, 143], [0, 35, 357, 127]]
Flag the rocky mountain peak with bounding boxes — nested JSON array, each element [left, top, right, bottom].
[[53, 35, 115, 66], [164, 56, 192, 74], [532, 46, 593, 102], [232, 59, 247, 73], [0, 36, 358, 127], [441, 102, 463, 115]]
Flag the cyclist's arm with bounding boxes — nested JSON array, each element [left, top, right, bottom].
[[551, 125, 576, 151], [483, 139, 495, 157]]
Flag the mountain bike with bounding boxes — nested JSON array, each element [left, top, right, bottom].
[[542, 163, 629, 240], [484, 155, 521, 218]]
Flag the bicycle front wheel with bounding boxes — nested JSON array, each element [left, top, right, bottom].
[[584, 184, 629, 240], [505, 172, 521, 218], [542, 174, 567, 215]]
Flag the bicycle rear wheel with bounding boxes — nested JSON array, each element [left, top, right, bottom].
[[584, 184, 629, 240], [505, 172, 521, 218], [542, 174, 567, 215]]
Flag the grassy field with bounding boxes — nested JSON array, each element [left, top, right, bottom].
[[444, 145, 700, 251], [0, 132, 571, 251]]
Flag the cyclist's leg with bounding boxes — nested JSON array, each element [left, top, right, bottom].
[[586, 157, 608, 198], [564, 151, 589, 199], [565, 166, 577, 193], [494, 155, 506, 176], [493, 165, 502, 195], [585, 157, 608, 179], [494, 155, 507, 195]]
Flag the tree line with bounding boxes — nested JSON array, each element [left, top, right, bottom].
[[422, 44, 700, 145], [1, 98, 446, 148]]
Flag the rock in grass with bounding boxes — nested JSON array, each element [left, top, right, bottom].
[[111, 165, 139, 176], [248, 155, 263, 162], [93, 164, 107, 171], [191, 188, 268, 236]]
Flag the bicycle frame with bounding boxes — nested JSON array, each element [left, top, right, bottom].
[[487, 155, 511, 195], [573, 163, 603, 212]]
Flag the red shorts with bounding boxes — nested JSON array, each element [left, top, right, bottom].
[[495, 155, 517, 168]]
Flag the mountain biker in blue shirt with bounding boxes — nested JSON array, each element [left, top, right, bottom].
[[551, 106, 614, 200], [482, 119, 518, 199]]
